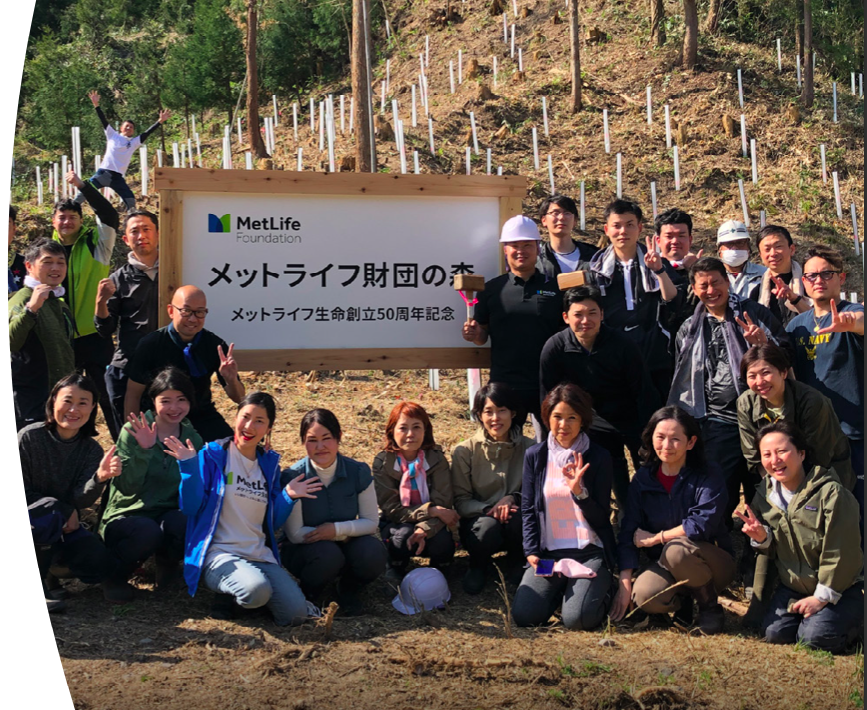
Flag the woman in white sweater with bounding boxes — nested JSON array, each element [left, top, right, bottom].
[[281, 408, 387, 615]]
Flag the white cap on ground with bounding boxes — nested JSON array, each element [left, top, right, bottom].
[[392, 568, 451, 615], [717, 219, 750, 244], [499, 215, 541, 242]]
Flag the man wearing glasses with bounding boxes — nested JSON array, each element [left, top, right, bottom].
[[123, 285, 245, 441], [535, 195, 598, 279], [786, 245, 864, 517]]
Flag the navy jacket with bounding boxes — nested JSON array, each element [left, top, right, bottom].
[[617, 462, 732, 571], [521, 440, 616, 569]]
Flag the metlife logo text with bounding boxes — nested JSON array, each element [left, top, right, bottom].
[[208, 213, 303, 244]]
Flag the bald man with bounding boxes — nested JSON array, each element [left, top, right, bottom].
[[123, 285, 245, 441]]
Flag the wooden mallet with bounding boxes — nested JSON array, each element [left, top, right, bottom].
[[556, 270, 587, 291], [454, 273, 486, 321]]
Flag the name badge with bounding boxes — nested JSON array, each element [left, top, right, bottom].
[[804, 505, 818, 511]]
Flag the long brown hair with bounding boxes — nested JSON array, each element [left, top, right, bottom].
[[383, 401, 437, 454]]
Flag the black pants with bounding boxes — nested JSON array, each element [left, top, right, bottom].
[[379, 521, 455, 568], [281, 535, 387, 601], [511, 387, 544, 442], [587, 427, 639, 512], [74, 333, 118, 439], [102, 511, 186, 577], [702, 417, 754, 529], [458, 513, 524, 569], [34, 527, 114, 586]]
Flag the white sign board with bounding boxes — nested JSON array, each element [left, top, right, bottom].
[[182, 193, 500, 350]]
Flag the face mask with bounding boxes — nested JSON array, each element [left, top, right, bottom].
[[720, 249, 749, 268]]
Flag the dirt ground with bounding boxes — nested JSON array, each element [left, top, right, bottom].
[[51, 368, 863, 710]]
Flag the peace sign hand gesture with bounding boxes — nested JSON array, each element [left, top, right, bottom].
[[127, 412, 157, 450], [96, 445, 122, 483], [771, 275, 796, 303], [562, 451, 590, 497], [217, 343, 238, 380], [815, 299, 863, 335], [735, 312, 768, 346], [643, 237, 663, 273], [163, 436, 197, 461], [734, 505, 768, 544]]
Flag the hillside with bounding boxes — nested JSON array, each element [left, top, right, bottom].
[[10, 2, 866, 709]]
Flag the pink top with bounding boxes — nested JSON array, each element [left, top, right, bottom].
[[542, 457, 601, 552]]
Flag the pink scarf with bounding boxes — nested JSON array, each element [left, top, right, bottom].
[[398, 450, 429, 507]]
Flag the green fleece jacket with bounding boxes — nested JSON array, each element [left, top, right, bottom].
[[373, 447, 453, 538], [53, 180, 118, 338], [450, 427, 533, 518], [9, 286, 75, 385], [750, 465, 863, 599], [737, 379, 853, 490], [99, 410, 204, 534]]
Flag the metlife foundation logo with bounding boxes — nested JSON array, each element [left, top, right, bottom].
[[208, 213, 303, 244]]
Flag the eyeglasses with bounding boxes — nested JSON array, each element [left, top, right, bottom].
[[545, 210, 574, 220], [170, 304, 208, 319], [802, 270, 841, 283]]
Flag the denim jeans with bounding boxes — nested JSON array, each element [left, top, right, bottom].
[[75, 168, 136, 211], [762, 582, 864, 654], [202, 553, 308, 626], [512, 546, 612, 631]]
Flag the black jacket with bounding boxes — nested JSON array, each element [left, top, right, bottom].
[[536, 238, 598, 279], [539, 324, 658, 442], [617, 462, 733, 571]]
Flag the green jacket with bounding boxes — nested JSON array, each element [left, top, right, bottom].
[[450, 427, 532, 518], [99, 410, 204, 534], [53, 181, 118, 338], [9, 286, 75, 385], [750, 465, 863, 598], [737, 379, 853, 490]]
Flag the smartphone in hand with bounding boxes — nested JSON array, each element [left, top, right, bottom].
[[534, 558, 555, 577]]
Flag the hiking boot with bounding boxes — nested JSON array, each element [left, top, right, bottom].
[[691, 581, 725, 635], [44, 572, 70, 601], [101, 578, 135, 604], [462, 567, 486, 595], [672, 594, 694, 628]]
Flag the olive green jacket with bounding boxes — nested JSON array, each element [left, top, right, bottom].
[[450, 427, 532, 518], [737, 379, 853, 490], [750, 465, 863, 599], [373, 447, 453, 538]]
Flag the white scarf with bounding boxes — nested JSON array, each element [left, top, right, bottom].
[[547, 431, 591, 469], [23, 275, 65, 298]]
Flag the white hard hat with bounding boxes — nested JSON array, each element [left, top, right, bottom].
[[499, 215, 541, 243], [717, 219, 750, 244], [392, 567, 451, 615]]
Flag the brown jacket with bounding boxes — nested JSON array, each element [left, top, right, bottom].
[[450, 427, 532, 518], [373, 447, 453, 538]]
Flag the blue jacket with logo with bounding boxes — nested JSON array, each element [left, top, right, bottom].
[[178, 440, 294, 596]]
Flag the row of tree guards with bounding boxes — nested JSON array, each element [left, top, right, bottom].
[[27, 1, 861, 259]]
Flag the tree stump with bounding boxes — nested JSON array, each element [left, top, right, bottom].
[[476, 84, 495, 102], [513, 71, 526, 83], [463, 129, 474, 147], [722, 115, 736, 138], [258, 158, 273, 170], [519, 6, 532, 17], [552, 11, 562, 24], [673, 122, 688, 146], [374, 115, 395, 141], [586, 27, 605, 43], [339, 155, 356, 171], [489, 0, 504, 15], [493, 124, 510, 141], [467, 58, 481, 79], [786, 104, 801, 124]]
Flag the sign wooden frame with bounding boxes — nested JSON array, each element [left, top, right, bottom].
[[154, 169, 525, 372]]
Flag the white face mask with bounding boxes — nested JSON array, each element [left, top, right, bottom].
[[720, 249, 749, 268]]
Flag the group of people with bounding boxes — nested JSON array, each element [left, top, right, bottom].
[[9, 180, 864, 654]]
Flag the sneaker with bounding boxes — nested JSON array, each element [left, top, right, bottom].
[[46, 597, 66, 614], [696, 604, 726, 635], [336, 585, 364, 617], [462, 567, 486, 595], [101, 579, 135, 604], [44, 572, 70, 600]]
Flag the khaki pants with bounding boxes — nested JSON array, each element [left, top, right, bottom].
[[632, 539, 735, 613]]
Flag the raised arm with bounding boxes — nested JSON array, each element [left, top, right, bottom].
[[139, 109, 171, 144]]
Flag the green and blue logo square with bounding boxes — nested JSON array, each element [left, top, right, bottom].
[[209, 213, 231, 233]]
